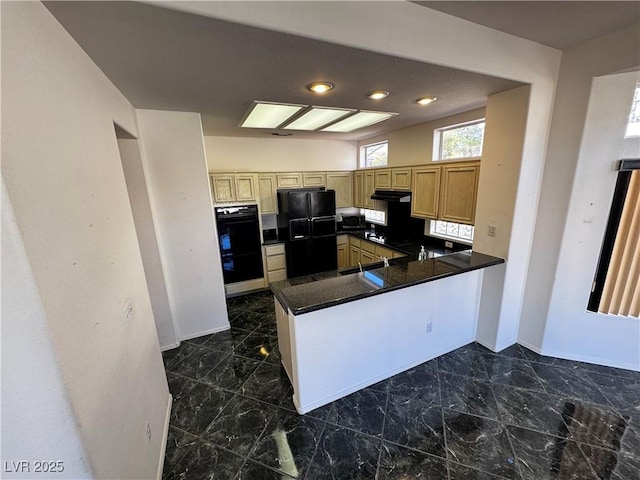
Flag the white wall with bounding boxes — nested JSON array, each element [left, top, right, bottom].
[[474, 86, 532, 350], [1, 2, 170, 478], [118, 138, 177, 349], [2, 181, 92, 479], [358, 108, 486, 168], [521, 23, 640, 367], [540, 71, 640, 370], [204, 136, 357, 172], [137, 110, 230, 340]]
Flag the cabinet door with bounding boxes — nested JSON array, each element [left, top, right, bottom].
[[440, 162, 480, 225], [303, 172, 326, 187], [277, 173, 303, 188], [360, 249, 376, 265], [392, 168, 412, 190], [364, 171, 375, 209], [258, 174, 278, 214], [375, 245, 394, 261], [349, 245, 361, 267], [235, 174, 257, 201], [411, 167, 440, 219], [353, 172, 364, 208], [337, 245, 348, 270], [210, 174, 236, 203], [360, 239, 376, 255], [374, 169, 392, 189], [326, 172, 353, 207]]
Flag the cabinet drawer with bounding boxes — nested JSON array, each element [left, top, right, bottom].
[[265, 243, 285, 256], [266, 254, 286, 271], [268, 269, 287, 283], [277, 173, 303, 188], [360, 239, 376, 254], [375, 245, 394, 260], [337, 234, 348, 246], [349, 237, 361, 248], [303, 173, 326, 187]]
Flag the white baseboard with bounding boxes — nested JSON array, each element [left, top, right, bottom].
[[156, 393, 173, 480], [517, 338, 543, 354], [475, 337, 518, 353], [533, 346, 639, 372], [294, 337, 475, 414], [160, 342, 180, 352], [225, 277, 267, 296], [179, 324, 230, 342]]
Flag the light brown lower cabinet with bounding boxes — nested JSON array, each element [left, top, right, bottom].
[[337, 235, 349, 270]]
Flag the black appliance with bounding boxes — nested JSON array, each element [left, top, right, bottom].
[[277, 189, 337, 277], [386, 201, 425, 241], [371, 190, 411, 202], [341, 214, 366, 230], [215, 205, 264, 284]]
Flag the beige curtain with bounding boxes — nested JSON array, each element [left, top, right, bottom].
[[599, 170, 640, 317]]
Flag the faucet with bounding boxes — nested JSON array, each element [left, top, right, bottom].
[[358, 262, 363, 272]]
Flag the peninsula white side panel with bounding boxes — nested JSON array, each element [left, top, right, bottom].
[[289, 270, 484, 413]]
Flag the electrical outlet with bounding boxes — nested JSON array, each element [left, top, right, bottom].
[[123, 301, 134, 327], [444, 241, 453, 249], [144, 421, 152, 442], [488, 225, 497, 237], [426, 322, 433, 334]]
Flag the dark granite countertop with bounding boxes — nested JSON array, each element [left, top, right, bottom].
[[270, 250, 504, 315], [338, 229, 468, 257]]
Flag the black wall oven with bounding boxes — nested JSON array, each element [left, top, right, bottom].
[[215, 205, 264, 284]]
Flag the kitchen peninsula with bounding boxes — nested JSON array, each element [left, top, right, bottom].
[[271, 250, 503, 414]]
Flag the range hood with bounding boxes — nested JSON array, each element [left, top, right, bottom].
[[370, 190, 411, 202]]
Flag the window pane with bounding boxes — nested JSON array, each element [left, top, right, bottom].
[[429, 220, 474, 243], [363, 142, 388, 167], [625, 83, 640, 137], [440, 122, 485, 160], [361, 208, 386, 224]]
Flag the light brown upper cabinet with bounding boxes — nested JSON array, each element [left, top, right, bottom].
[[411, 167, 440, 219], [374, 169, 392, 189], [439, 162, 480, 225], [210, 173, 257, 203], [258, 174, 278, 214], [391, 168, 412, 190], [364, 171, 375, 209], [326, 172, 353, 208], [353, 171, 364, 208], [411, 160, 480, 225], [302, 172, 326, 187], [276, 173, 303, 189]]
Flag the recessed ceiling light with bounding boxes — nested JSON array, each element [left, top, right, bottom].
[[307, 82, 334, 94], [321, 111, 398, 133], [240, 101, 305, 129], [366, 90, 390, 100], [283, 106, 355, 131], [414, 96, 437, 105]]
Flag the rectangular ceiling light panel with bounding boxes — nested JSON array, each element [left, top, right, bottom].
[[284, 107, 355, 131], [241, 102, 305, 129], [321, 111, 398, 133]]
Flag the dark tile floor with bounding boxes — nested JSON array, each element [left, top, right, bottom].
[[162, 290, 640, 479]]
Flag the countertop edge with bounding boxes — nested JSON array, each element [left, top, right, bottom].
[[273, 254, 504, 316]]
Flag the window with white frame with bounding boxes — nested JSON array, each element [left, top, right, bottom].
[[361, 208, 386, 225], [429, 220, 474, 243], [362, 141, 388, 168], [435, 120, 485, 161], [625, 83, 640, 137]]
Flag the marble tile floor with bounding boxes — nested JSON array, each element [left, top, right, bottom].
[[162, 290, 640, 479]]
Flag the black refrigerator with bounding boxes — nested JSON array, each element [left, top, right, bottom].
[[277, 189, 337, 277]]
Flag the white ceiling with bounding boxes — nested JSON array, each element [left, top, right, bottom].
[[415, 1, 640, 50], [44, 1, 639, 141]]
